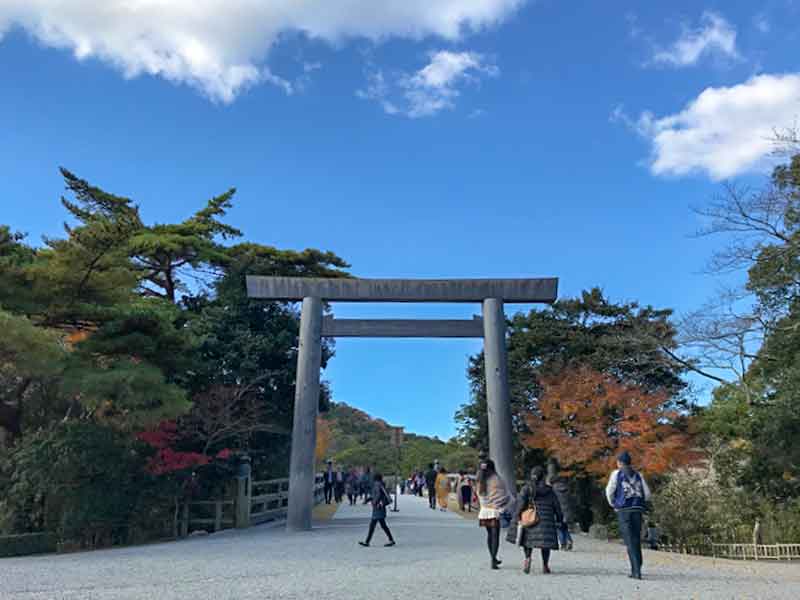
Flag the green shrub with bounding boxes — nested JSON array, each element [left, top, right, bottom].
[[652, 469, 800, 546], [0, 421, 177, 549], [0, 533, 55, 557]]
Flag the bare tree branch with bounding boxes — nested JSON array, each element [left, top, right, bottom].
[[660, 346, 728, 384]]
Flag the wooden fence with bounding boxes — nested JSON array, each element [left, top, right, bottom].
[[657, 542, 800, 561], [178, 473, 325, 536], [711, 543, 800, 561]]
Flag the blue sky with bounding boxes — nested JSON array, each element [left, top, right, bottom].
[[2, 1, 799, 439]]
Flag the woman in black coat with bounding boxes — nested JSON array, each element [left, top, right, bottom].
[[507, 466, 563, 574], [358, 473, 396, 547]]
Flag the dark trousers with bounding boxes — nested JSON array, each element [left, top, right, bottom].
[[523, 547, 551, 567], [485, 525, 500, 562], [460, 487, 472, 511], [557, 522, 573, 548], [618, 510, 644, 576], [324, 482, 333, 504], [334, 482, 344, 503], [427, 487, 436, 508], [366, 518, 394, 544]]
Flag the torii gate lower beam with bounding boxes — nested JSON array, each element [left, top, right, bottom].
[[246, 277, 559, 532]]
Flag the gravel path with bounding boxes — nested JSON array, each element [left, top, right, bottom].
[[2, 495, 798, 599]]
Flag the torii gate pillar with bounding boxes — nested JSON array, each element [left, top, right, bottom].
[[286, 296, 323, 532], [482, 298, 516, 495]]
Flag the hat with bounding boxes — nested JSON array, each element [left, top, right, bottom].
[[617, 451, 632, 465]]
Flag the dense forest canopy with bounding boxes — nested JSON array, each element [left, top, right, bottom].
[[0, 169, 350, 543]]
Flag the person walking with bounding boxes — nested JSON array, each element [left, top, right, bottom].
[[361, 467, 374, 504], [358, 473, 396, 547], [477, 459, 511, 570], [458, 471, 474, 512], [323, 460, 335, 504], [425, 463, 438, 510], [546, 458, 574, 551], [334, 467, 345, 503], [435, 466, 450, 511], [605, 451, 652, 580], [508, 466, 563, 575], [645, 521, 660, 551], [345, 470, 358, 505], [416, 472, 425, 497]]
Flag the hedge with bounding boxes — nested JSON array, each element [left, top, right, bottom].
[[0, 533, 56, 558]]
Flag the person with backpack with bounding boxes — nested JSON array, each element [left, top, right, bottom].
[[507, 466, 563, 574], [605, 451, 652, 580], [358, 473, 396, 547]]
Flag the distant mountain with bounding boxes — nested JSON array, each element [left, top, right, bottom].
[[319, 402, 478, 476]]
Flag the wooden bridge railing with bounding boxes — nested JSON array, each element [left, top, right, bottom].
[[178, 473, 325, 537]]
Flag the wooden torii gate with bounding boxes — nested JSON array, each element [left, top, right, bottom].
[[246, 276, 559, 531]]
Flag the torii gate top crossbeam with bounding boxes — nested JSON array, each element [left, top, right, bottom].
[[246, 276, 558, 303], [322, 317, 485, 338]]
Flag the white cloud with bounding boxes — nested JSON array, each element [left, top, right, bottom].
[[652, 11, 739, 67], [619, 73, 800, 180], [356, 70, 401, 115], [0, 0, 524, 103], [357, 50, 498, 118], [753, 13, 771, 34]]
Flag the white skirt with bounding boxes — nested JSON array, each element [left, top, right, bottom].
[[478, 507, 502, 520]]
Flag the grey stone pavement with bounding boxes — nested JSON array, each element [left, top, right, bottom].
[[1, 494, 799, 599]]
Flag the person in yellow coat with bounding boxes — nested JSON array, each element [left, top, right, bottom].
[[435, 466, 450, 511]]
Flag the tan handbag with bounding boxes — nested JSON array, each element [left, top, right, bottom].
[[520, 502, 539, 528]]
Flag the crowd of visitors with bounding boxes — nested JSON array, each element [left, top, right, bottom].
[[323, 462, 381, 507], [329, 451, 652, 581], [477, 451, 651, 580]]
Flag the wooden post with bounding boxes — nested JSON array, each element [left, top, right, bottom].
[[180, 503, 189, 538], [235, 474, 251, 529], [172, 498, 179, 539], [214, 501, 223, 532]]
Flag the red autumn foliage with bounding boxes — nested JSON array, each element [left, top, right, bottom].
[[523, 366, 697, 478], [137, 421, 231, 475]]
